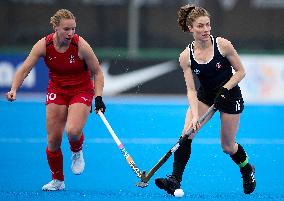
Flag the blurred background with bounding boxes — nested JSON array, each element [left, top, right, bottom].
[[0, 0, 284, 103], [0, 2, 284, 200]]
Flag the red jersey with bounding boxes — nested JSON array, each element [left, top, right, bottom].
[[44, 33, 94, 95]]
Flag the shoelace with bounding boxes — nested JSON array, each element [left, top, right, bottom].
[[72, 152, 81, 160], [166, 175, 179, 183], [166, 175, 175, 179], [50, 180, 58, 185], [165, 175, 181, 190]]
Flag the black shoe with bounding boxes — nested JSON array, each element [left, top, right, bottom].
[[155, 175, 181, 195], [241, 165, 256, 194]]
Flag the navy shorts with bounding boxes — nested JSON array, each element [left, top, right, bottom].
[[197, 86, 244, 114]]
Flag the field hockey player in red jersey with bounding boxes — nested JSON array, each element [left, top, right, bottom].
[[6, 9, 106, 191]]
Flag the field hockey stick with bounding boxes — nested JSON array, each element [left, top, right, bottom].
[[98, 111, 148, 187], [136, 104, 216, 187]]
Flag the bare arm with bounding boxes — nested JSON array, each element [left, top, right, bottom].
[[6, 38, 45, 101], [218, 37, 245, 90], [179, 48, 199, 131], [78, 37, 104, 97]]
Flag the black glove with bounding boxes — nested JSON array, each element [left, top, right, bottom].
[[95, 96, 106, 113], [214, 87, 229, 110]]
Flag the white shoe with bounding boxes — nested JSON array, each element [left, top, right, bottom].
[[42, 179, 65, 191], [71, 150, 85, 175]]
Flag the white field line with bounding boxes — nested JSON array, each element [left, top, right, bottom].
[[0, 137, 284, 144]]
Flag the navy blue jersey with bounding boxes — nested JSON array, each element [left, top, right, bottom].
[[188, 35, 233, 92]]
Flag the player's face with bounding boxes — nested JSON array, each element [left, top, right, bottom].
[[190, 16, 211, 41], [55, 19, 76, 44]]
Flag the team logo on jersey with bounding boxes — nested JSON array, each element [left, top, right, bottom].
[[216, 62, 221, 69], [81, 97, 89, 102], [69, 55, 75, 63], [48, 56, 56, 60], [193, 69, 200, 75]]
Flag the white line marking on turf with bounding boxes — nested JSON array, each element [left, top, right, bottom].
[[0, 137, 284, 144]]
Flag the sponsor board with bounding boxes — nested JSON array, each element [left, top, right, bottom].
[[239, 55, 284, 104], [0, 55, 185, 95], [0, 55, 48, 92], [100, 60, 184, 95], [1, 54, 284, 104]]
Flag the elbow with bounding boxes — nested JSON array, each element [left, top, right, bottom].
[[187, 88, 197, 97], [241, 70, 246, 79], [237, 69, 246, 80]]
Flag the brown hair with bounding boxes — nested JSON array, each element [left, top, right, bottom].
[[177, 4, 210, 32], [50, 9, 75, 27]]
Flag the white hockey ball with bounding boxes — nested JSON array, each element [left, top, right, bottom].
[[174, 188, 184, 197]]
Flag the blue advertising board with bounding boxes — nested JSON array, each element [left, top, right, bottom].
[[0, 54, 48, 93]]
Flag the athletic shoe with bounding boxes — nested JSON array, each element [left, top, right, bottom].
[[241, 164, 256, 194], [155, 175, 181, 195], [71, 150, 85, 175], [42, 179, 65, 191]]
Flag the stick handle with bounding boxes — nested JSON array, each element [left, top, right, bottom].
[[98, 111, 122, 145], [185, 104, 215, 136], [98, 111, 143, 178], [142, 105, 216, 182]]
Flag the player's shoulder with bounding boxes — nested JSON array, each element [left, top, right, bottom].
[[34, 37, 46, 49], [179, 47, 190, 64], [179, 47, 190, 59], [77, 35, 94, 58], [179, 46, 190, 59], [216, 36, 233, 48], [29, 37, 46, 57], [77, 35, 90, 48]]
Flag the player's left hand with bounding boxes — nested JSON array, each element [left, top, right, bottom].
[[182, 115, 200, 138], [95, 96, 106, 113], [189, 116, 200, 132]]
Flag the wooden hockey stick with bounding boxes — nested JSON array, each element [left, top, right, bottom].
[[136, 105, 216, 187]]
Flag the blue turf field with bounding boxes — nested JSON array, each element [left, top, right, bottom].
[[0, 95, 284, 201]]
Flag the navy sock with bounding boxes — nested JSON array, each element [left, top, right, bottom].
[[230, 144, 250, 168], [172, 138, 192, 182]]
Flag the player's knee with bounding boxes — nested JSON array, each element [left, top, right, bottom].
[[221, 143, 235, 155], [47, 138, 61, 151], [66, 126, 82, 139]]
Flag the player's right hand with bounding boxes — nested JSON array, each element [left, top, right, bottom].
[[182, 116, 200, 137], [189, 116, 200, 132], [214, 87, 229, 110], [6, 91, 17, 102]]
